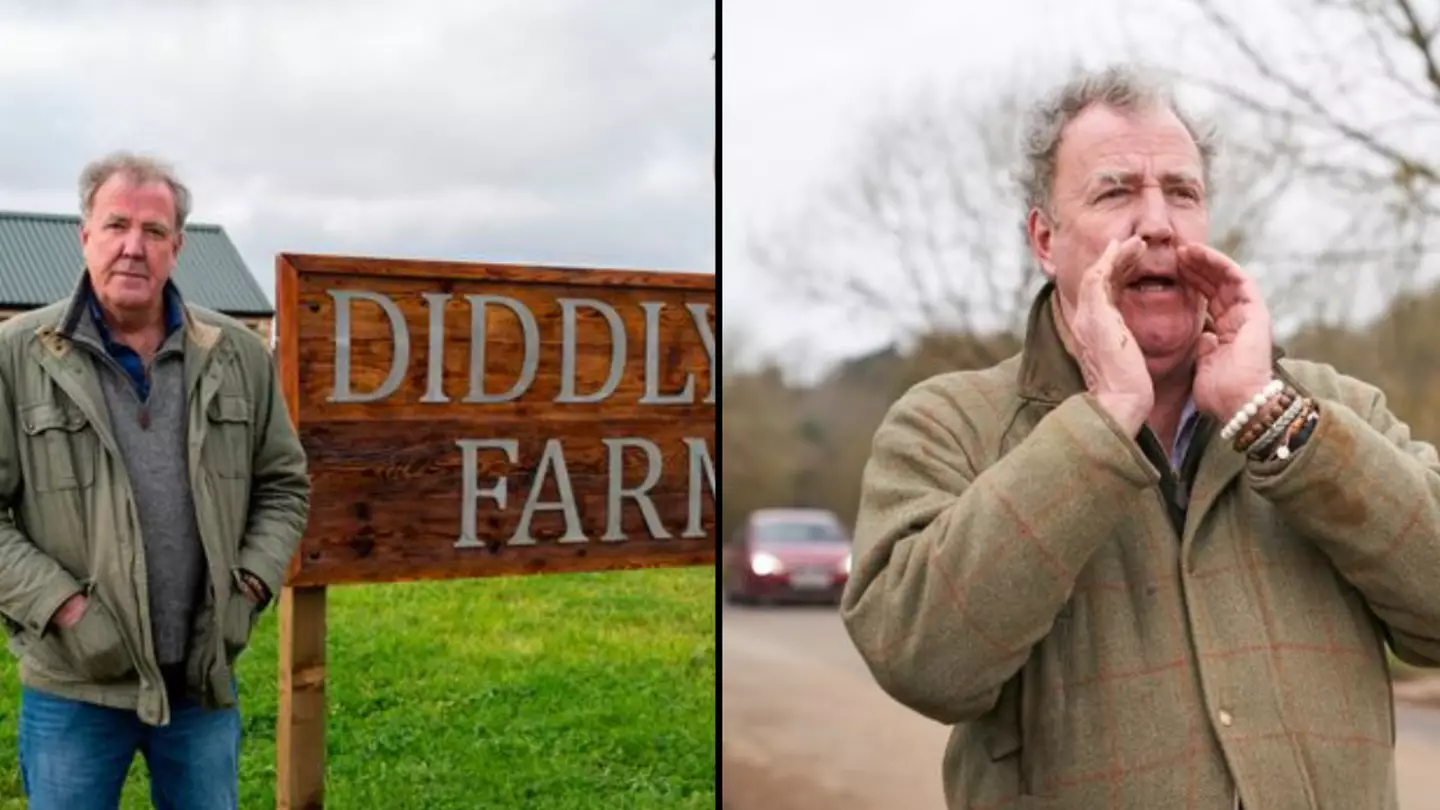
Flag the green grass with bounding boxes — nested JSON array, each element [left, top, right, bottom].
[[0, 567, 716, 809]]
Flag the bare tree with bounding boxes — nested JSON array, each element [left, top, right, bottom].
[[748, 86, 1043, 366], [1162, 0, 1440, 325]]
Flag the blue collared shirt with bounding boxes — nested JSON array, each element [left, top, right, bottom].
[[87, 282, 185, 401], [1170, 397, 1201, 471], [1163, 397, 1205, 510]]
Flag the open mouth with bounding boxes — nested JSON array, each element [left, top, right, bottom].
[[1126, 274, 1178, 292]]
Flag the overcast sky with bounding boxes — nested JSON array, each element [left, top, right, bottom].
[[0, 1, 715, 306], [722, 2, 1116, 365]]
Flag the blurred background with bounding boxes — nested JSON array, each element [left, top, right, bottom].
[[721, 1, 1440, 807]]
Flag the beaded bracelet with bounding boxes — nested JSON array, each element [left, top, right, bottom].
[[1253, 397, 1314, 459], [1234, 392, 1295, 452], [1265, 406, 1321, 462], [1245, 396, 1307, 458], [1220, 379, 1285, 441]]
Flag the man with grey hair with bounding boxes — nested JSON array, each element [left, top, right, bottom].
[[842, 65, 1440, 809], [0, 152, 311, 809]]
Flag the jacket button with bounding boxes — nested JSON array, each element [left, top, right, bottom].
[[1218, 710, 1233, 727]]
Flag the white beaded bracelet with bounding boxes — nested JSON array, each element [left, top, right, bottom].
[[1220, 379, 1284, 441]]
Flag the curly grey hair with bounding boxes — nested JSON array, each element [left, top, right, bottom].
[[1019, 65, 1218, 219], [79, 152, 192, 230]]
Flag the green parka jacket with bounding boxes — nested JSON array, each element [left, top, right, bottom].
[[0, 278, 310, 727]]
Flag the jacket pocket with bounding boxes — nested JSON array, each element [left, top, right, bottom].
[[20, 401, 97, 492], [52, 595, 134, 682], [205, 395, 253, 479], [221, 572, 259, 658]]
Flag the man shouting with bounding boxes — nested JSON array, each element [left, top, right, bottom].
[[841, 64, 1440, 810]]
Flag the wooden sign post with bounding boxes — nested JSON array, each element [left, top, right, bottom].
[[272, 253, 716, 809]]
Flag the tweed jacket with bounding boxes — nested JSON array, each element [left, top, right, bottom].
[[841, 284, 1440, 809]]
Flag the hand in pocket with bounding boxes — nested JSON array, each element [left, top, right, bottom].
[[57, 598, 134, 682], [222, 588, 258, 658]]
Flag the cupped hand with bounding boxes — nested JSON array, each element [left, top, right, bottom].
[[1069, 236, 1153, 434], [1175, 243, 1275, 420]]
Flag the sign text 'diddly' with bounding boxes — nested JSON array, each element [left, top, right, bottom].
[[322, 289, 715, 549], [326, 290, 715, 406]]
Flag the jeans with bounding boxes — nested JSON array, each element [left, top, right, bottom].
[[18, 686, 241, 810]]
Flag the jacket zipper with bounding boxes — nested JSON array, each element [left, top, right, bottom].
[[122, 491, 163, 712]]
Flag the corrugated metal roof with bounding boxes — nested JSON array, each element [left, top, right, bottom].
[[0, 211, 272, 316]]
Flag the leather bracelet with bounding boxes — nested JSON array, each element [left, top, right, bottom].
[[1287, 408, 1320, 449], [1234, 390, 1296, 453], [1278, 400, 1315, 445], [1267, 404, 1321, 462], [1248, 397, 1306, 459]]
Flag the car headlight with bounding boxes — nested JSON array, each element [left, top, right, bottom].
[[751, 552, 783, 576]]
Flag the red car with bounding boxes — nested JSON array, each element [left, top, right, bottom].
[[722, 508, 851, 605]]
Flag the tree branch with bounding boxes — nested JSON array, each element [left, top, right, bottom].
[[1190, 0, 1440, 184], [1393, 0, 1440, 101]]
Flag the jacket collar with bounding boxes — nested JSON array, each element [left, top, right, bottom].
[[51, 270, 221, 352], [33, 272, 229, 439], [85, 279, 185, 343], [1016, 282, 1088, 405]]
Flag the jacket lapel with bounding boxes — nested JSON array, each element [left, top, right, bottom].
[[1180, 426, 1246, 558], [1016, 284, 1087, 407], [1179, 355, 1309, 561], [183, 307, 223, 405]]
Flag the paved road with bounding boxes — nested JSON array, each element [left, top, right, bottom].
[[723, 603, 1440, 810]]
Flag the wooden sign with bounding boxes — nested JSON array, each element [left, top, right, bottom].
[[271, 254, 715, 809], [276, 253, 717, 586]]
